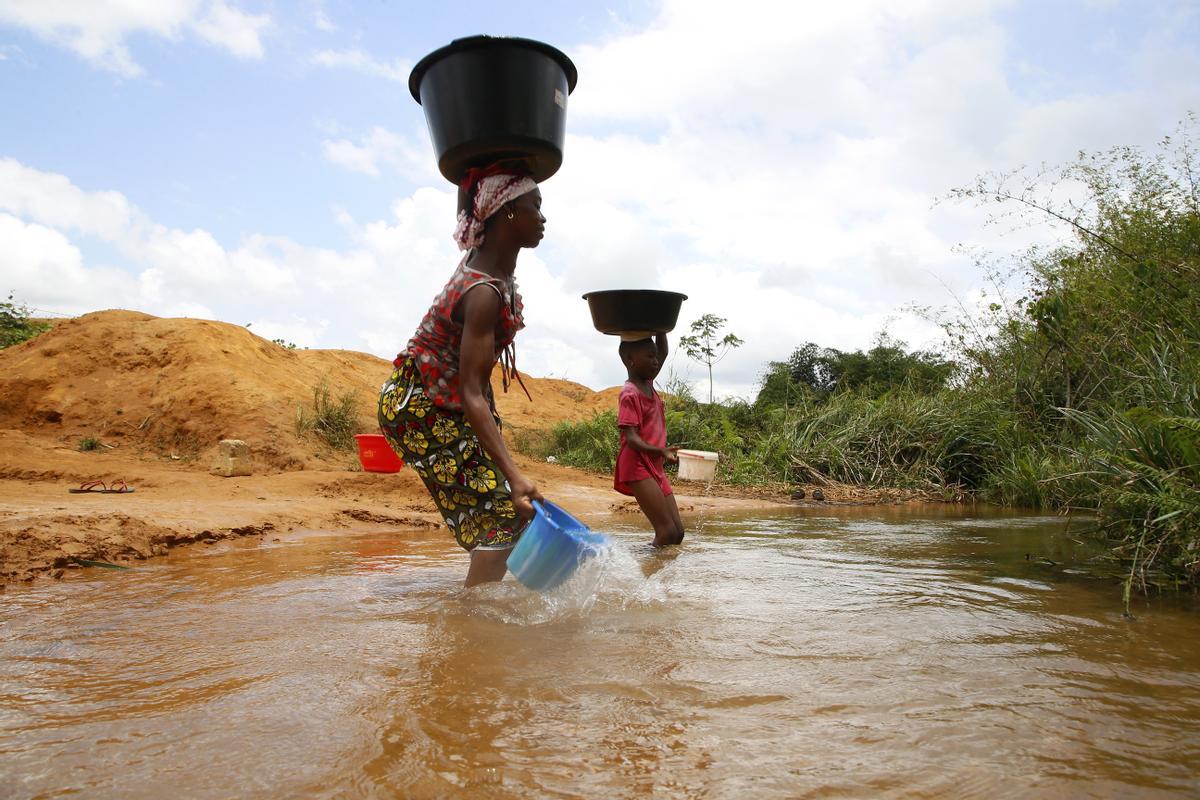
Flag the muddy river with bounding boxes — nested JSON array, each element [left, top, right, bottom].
[[2, 506, 1198, 798]]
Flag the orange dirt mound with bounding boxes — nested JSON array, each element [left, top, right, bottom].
[[0, 309, 615, 471]]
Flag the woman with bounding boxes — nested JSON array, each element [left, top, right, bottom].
[[379, 164, 546, 587]]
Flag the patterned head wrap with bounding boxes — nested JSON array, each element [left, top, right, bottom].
[[453, 164, 538, 251]]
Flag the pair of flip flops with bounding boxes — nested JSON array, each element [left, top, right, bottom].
[[69, 479, 135, 494]]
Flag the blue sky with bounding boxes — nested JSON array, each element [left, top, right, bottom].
[[2, 1, 1198, 397]]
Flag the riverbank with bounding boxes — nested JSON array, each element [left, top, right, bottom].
[[0, 310, 935, 587], [1, 428, 812, 586]]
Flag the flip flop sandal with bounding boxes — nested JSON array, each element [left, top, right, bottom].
[[68, 479, 136, 494]]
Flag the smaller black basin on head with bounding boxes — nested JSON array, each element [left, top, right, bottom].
[[582, 290, 689, 335]]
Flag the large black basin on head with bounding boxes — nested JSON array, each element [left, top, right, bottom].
[[409, 36, 578, 184], [582, 290, 689, 335]]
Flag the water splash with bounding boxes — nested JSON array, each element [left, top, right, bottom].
[[447, 536, 679, 626]]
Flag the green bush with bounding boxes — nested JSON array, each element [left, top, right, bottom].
[[540, 410, 620, 471], [296, 381, 360, 450], [943, 118, 1200, 589], [1, 293, 50, 349]]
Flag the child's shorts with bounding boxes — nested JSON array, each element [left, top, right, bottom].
[[614, 446, 673, 497], [378, 358, 524, 552]]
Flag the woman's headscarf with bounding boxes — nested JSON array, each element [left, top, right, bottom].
[[453, 164, 538, 251]]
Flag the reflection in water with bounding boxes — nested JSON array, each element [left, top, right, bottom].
[[2, 508, 1199, 799]]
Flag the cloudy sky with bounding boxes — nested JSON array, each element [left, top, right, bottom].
[[2, 1, 1198, 398]]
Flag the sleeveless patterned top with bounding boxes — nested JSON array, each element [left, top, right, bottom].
[[398, 257, 525, 411]]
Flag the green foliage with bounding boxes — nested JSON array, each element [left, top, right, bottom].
[[757, 335, 956, 406], [0, 293, 50, 349], [296, 381, 360, 450], [678, 313, 744, 403], [271, 338, 298, 350], [941, 116, 1200, 590], [78, 437, 101, 452], [1057, 346, 1200, 593], [535, 410, 621, 471]]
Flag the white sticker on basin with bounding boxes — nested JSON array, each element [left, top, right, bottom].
[[554, 89, 565, 109]]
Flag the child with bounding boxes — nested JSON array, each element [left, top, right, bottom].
[[614, 333, 685, 546]]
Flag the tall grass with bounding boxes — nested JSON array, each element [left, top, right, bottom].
[[296, 381, 360, 450], [1057, 344, 1200, 595], [535, 410, 621, 471]]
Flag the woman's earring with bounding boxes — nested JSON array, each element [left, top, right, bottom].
[[506, 210, 515, 220]]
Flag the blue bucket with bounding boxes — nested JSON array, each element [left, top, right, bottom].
[[507, 500, 609, 591]]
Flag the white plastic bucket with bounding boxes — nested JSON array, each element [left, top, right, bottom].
[[677, 449, 719, 481]]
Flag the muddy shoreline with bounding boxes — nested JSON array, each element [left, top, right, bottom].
[[0, 430, 944, 587], [0, 435, 802, 586]]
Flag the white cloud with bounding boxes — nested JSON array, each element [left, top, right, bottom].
[[0, 160, 318, 324], [321, 126, 438, 181], [501, 0, 1197, 397], [190, 0, 269, 60], [313, 9, 335, 33], [311, 48, 410, 82], [0, 0, 269, 76], [6, 1, 1199, 401], [0, 212, 130, 314]]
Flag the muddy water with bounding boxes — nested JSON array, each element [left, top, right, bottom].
[[2, 507, 1199, 799]]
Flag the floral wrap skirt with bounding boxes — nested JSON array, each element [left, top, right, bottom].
[[378, 357, 522, 552]]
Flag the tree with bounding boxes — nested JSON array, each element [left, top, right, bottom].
[[755, 336, 955, 408], [678, 313, 744, 403]]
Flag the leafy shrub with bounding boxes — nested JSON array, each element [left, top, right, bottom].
[[296, 381, 360, 450], [541, 410, 620, 471], [1, 293, 50, 349]]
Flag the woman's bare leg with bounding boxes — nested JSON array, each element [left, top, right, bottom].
[[465, 548, 510, 587]]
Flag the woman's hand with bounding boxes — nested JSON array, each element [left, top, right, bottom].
[[509, 474, 544, 522]]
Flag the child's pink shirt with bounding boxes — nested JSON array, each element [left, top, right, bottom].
[[614, 381, 672, 496]]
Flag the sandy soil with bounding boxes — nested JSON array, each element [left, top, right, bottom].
[[1, 310, 799, 587]]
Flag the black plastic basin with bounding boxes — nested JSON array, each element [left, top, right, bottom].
[[409, 36, 578, 184], [582, 290, 689, 335]]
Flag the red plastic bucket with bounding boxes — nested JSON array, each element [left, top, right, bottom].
[[354, 434, 405, 473]]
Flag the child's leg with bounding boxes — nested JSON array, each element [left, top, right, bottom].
[[664, 492, 685, 545], [627, 477, 684, 547]]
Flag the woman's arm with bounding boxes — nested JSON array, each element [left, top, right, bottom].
[[458, 285, 542, 520]]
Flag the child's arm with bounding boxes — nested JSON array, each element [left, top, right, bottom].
[[620, 425, 677, 462], [655, 332, 668, 362]]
